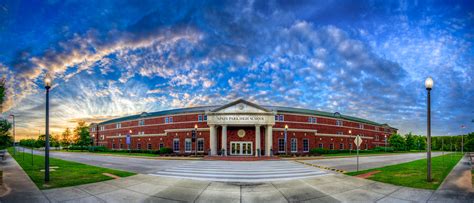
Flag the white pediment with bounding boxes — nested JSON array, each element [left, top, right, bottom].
[[210, 99, 270, 114]]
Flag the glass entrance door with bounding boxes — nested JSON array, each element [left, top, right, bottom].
[[230, 142, 252, 155]]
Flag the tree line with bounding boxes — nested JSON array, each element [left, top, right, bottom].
[[19, 121, 90, 149], [388, 132, 474, 152]]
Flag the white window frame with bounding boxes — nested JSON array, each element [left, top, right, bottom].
[[173, 139, 180, 152], [198, 115, 202, 121], [339, 143, 344, 150], [291, 138, 297, 153], [279, 115, 284, 121], [137, 143, 141, 150], [278, 138, 285, 152], [197, 138, 204, 152], [337, 132, 343, 135], [169, 117, 173, 123], [116, 123, 121, 129], [336, 120, 343, 126], [112, 143, 116, 149], [100, 126, 105, 131], [203, 115, 207, 121], [303, 139, 309, 152], [359, 123, 364, 129], [375, 135, 379, 141], [329, 143, 334, 150], [349, 143, 353, 150], [147, 143, 152, 150], [165, 117, 169, 123], [185, 138, 192, 153], [139, 119, 145, 126], [100, 135, 105, 140]]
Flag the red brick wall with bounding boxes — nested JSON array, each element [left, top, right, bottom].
[[92, 112, 396, 154]]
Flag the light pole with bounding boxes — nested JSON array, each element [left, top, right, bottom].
[[384, 135, 387, 152], [9, 114, 15, 156], [194, 124, 198, 156], [349, 130, 352, 155], [284, 125, 288, 156], [44, 73, 52, 182], [425, 76, 433, 182]]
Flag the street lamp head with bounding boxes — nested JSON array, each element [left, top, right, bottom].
[[285, 125, 288, 129], [194, 124, 198, 129], [348, 130, 352, 134], [425, 77, 433, 90], [129, 130, 132, 134], [44, 73, 53, 89]]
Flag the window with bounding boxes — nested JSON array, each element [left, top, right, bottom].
[[185, 139, 192, 152], [336, 120, 343, 126], [375, 127, 379, 131], [112, 143, 116, 149], [137, 143, 141, 150], [329, 143, 334, 150], [359, 123, 364, 129], [198, 115, 202, 121], [303, 139, 309, 152], [100, 135, 105, 140], [308, 117, 317, 123], [139, 119, 145, 126], [319, 143, 323, 149], [100, 126, 105, 131], [147, 143, 152, 150], [116, 123, 121, 129], [291, 138, 297, 152], [337, 132, 343, 135], [169, 117, 173, 123], [275, 115, 284, 121], [164, 117, 173, 123], [365, 143, 368, 150], [138, 131, 145, 135], [173, 139, 180, 152], [91, 128, 95, 132], [159, 143, 164, 149], [120, 143, 123, 149], [375, 135, 379, 141], [349, 143, 352, 150], [165, 117, 169, 123], [118, 133, 121, 137], [339, 143, 344, 150], [278, 138, 285, 152], [203, 115, 207, 121], [197, 139, 204, 152]]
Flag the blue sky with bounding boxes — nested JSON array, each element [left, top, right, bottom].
[[0, 0, 473, 139]]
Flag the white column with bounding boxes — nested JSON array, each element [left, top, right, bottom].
[[255, 125, 261, 157], [209, 125, 217, 156], [266, 125, 273, 156], [221, 125, 227, 156]]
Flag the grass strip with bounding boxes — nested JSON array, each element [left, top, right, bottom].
[[8, 147, 135, 189], [346, 153, 463, 190]]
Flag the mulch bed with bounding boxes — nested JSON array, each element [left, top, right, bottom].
[[355, 170, 381, 179]]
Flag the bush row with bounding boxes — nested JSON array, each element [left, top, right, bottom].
[[65, 145, 175, 155]]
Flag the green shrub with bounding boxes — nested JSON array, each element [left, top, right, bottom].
[[373, 146, 394, 152], [88, 146, 108, 152], [159, 147, 173, 154]]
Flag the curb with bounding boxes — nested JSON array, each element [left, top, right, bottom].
[[294, 160, 346, 173]]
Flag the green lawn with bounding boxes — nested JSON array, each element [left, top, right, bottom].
[[8, 148, 136, 189], [346, 153, 463, 190], [63, 150, 159, 157]]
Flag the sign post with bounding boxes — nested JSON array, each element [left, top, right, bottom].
[[354, 135, 363, 172]]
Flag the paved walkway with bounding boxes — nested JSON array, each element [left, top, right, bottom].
[[0, 152, 49, 202], [302, 152, 447, 172], [150, 161, 328, 182], [429, 154, 474, 202]]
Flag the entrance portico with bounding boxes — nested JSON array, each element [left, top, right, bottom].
[[206, 99, 275, 156]]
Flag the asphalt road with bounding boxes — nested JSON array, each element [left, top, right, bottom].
[[302, 152, 449, 172]]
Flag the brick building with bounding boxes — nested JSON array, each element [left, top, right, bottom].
[[89, 99, 397, 156]]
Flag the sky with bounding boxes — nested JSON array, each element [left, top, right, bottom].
[[0, 0, 473, 140]]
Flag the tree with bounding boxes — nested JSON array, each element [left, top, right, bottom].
[[405, 133, 416, 150], [388, 133, 406, 151], [0, 78, 5, 113], [61, 128, 72, 147], [0, 119, 12, 149], [414, 135, 426, 150], [74, 121, 90, 149]]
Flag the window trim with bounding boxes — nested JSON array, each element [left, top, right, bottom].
[[319, 143, 323, 149], [291, 138, 297, 153], [303, 139, 309, 152], [185, 138, 192, 153], [173, 139, 180, 152], [278, 138, 285, 153], [197, 138, 204, 152], [339, 143, 344, 150]]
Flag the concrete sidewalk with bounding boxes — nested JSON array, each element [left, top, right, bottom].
[[429, 154, 474, 202], [0, 152, 50, 202]]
